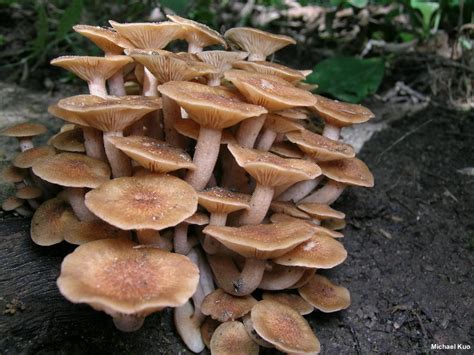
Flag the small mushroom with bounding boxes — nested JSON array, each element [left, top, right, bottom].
[[50, 128, 85, 153], [1, 196, 32, 217], [16, 185, 42, 209], [201, 289, 257, 322], [210, 321, 259, 355], [261, 292, 314, 315], [297, 203, 346, 225], [298, 274, 351, 313], [196, 50, 248, 86], [30, 197, 71, 246], [0, 123, 47, 152], [258, 262, 306, 291]]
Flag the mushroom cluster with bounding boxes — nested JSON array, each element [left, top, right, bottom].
[[1, 16, 375, 354]]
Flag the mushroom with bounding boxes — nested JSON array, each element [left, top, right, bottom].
[[30, 197, 71, 246], [269, 141, 304, 159], [196, 50, 248, 86], [50, 128, 85, 153], [233, 60, 306, 83], [298, 274, 351, 313], [2, 165, 27, 190], [201, 289, 257, 322], [297, 203, 346, 225], [1, 196, 32, 217], [16, 185, 42, 209], [269, 200, 310, 220], [255, 114, 305, 151], [201, 317, 220, 349], [0, 123, 47, 152], [270, 213, 344, 239], [173, 212, 209, 255], [261, 292, 314, 315], [210, 321, 259, 355], [258, 263, 306, 291]]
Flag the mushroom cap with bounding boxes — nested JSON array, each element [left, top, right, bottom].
[[2, 196, 24, 211], [85, 175, 197, 230], [50, 128, 85, 153], [196, 50, 248, 75], [109, 20, 184, 50], [298, 274, 351, 313], [56, 95, 161, 132], [107, 135, 195, 173], [2, 165, 27, 183], [51, 55, 134, 82], [270, 213, 344, 238], [184, 212, 209, 226], [312, 94, 374, 127], [166, 15, 226, 49], [262, 292, 314, 315], [224, 70, 317, 111], [13, 146, 56, 169], [31, 197, 71, 246], [73, 25, 133, 54], [201, 317, 220, 349], [289, 268, 317, 289], [297, 203, 346, 221], [48, 104, 85, 126], [233, 60, 305, 83], [0, 122, 47, 138], [201, 289, 257, 322], [270, 201, 310, 219], [269, 142, 304, 159], [322, 218, 346, 231], [227, 143, 321, 187], [158, 81, 267, 129], [203, 221, 313, 259], [210, 321, 259, 355], [287, 130, 355, 162], [319, 158, 374, 187], [258, 263, 305, 291], [274, 108, 309, 120], [197, 187, 250, 215], [16, 185, 42, 199], [273, 233, 347, 269], [225, 27, 296, 59], [57, 239, 199, 316], [251, 300, 320, 353], [64, 217, 130, 245], [32, 153, 110, 188], [174, 119, 236, 144], [263, 114, 305, 134]]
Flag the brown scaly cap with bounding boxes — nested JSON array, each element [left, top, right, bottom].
[[51, 56, 133, 82], [298, 274, 351, 313], [251, 299, 320, 353], [228, 143, 321, 187], [201, 289, 257, 322], [16, 185, 42, 200], [287, 129, 355, 162], [225, 27, 296, 59], [270, 213, 344, 238], [107, 136, 195, 173], [56, 95, 161, 132], [174, 119, 236, 144], [158, 81, 267, 129], [273, 233, 347, 269], [57, 239, 199, 315], [167, 15, 226, 49], [31, 197, 71, 246], [198, 187, 250, 215], [210, 321, 259, 355], [109, 20, 184, 50], [233, 60, 305, 83], [0, 123, 47, 138], [2, 165, 27, 183], [224, 70, 317, 111], [73, 25, 133, 54], [297, 203, 346, 221], [85, 175, 197, 230], [269, 142, 304, 159], [32, 153, 110, 189], [203, 221, 313, 259], [319, 158, 374, 187], [50, 128, 85, 153], [13, 146, 56, 169], [262, 292, 314, 315], [269, 201, 310, 219], [312, 94, 374, 127]]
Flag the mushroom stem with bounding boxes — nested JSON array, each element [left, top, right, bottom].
[[203, 213, 227, 254], [208, 254, 265, 296], [112, 314, 145, 332], [248, 53, 267, 61], [185, 127, 222, 190], [83, 127, 107, 161], [236, 114, 266, 148], [239, 184, 274, 225], [174, 223, 191, 255], [277, 176, 324, 202], [108, 71, 126, 96], [300, 180, 346, 204], [322, 124, 340, 140], [103, 131, 132, 178], [88, 77, 108, 98], [256, 128, 277, 151], [207, 76, 221, 87], [138, 68, 162, 139], [65, 187, 97, 222], [188, 42, 203, 54], [18, 138, 34, 152], [136, 229, 172, 250], [162, 94, 186, 148], [174, 301, 206, 353]]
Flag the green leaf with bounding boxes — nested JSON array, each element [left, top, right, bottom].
[[55, 0, 83, 41], [32, 4, 48, 55], [348, 0, 368, 8], [160, 0, 189, 15], [306, 56, 385, 103], [410, 0, 440, 33]]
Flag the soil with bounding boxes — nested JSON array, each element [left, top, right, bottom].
[[0, 87, 473, 354]]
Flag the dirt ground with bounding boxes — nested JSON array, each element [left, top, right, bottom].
[[0, 81, 473, 354]]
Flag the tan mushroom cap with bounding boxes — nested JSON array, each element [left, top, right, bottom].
[[225, 27, 296, 59], [184, 212, 209, 225], [263, 114, 305, 134], [0, 122, 47, 138], [48, 104, 85, 126], [31, 197, 71, 246], [196, 50, 248, 75], [167, 15, 226, 49], [201, 289, 257, 322], [233, 60, 305, 83], [258, 263, 305, 291], [210, 321, 259, 355], [290, 268, 317, 289], [50, 128, 85, 153], [319, 158, 374, 187], [107, 136, 195, 173], [16, 185, 42, 199], [158, 81, 267, 129], [274, 108, 309, 120], [262, 292, 314, 315], [312, 94, 374, 127], [287, 130, 355, 162], [269, 142, 304, 159], [270, 201, 310, 219], [85, 175, 197, 230], [322, 218, 346, 231], [297, 203, 346, 221], [203, 221, 313, 259], [57, 239, 199, 316], [56, 95, 161, 132], [201, 317, 220, 349], [174, 119, 236, 144], [109, 20, 184, 50], [13, 146, 56, 169], [32, 153, 110, 189], [228, 143, 321, 187], [2, 165, 27, 183], [198, 187, 250, 215], [51, 56, 134, 82], [64, 216, 130, 245], [224, 70, 317, 111], [298, 274, 351, 313], [251, 300, 320, 354], [273, 233, 347, 269], [73, 25, 133, 54], [270, 213, 344, 238], [2, 196, 24, 211]]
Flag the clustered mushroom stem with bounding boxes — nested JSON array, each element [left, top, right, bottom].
[[248, 53, 267, 61], [65, 187, 97, 222], [236, 114, 267, 148], [19, 138, 34, 152], [185, 127, 222, 190], [239, 184, 274, 225], [103, 131, 132, 178], [112, 314, 145, 332], [108, 71, 126, 96], [82, 127, 107, 161], [174, 301, 206, 353], [300, 180, 346, 204], [87, 77, 108, 98], [139, 68, 162, 139], [174, 223, 191, 255], [322, 124, 340, 140], [203, 213, 228, 254], [277, 176, 324, 203], [256, 128, 277, 151], [207, 76, 221, 87], [162, 94, 186, 148]]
